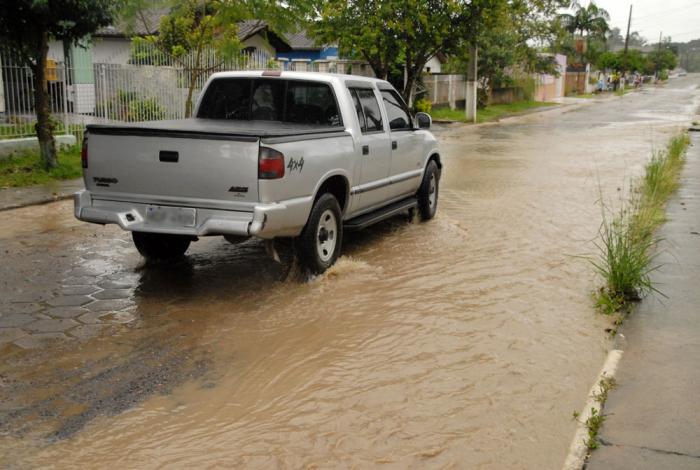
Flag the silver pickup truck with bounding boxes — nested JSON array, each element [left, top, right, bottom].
[[75, 71, 441, 273]]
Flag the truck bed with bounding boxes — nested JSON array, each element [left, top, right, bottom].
[[87, 119, 348, 141]]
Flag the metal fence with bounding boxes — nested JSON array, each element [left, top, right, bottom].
[[1, 43, 378, 143], [1, 46, 278, 141]]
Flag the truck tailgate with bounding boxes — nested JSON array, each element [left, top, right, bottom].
[[85, 128, 260, 207]]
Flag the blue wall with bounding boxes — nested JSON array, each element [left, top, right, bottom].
[[276, 47, 339, 61]]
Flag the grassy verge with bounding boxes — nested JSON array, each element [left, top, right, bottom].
[[431, 101, 556, 123], [591, 133, 690, 320], [0, 145, 82, 188]]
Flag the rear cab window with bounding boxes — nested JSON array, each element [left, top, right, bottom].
[[197, 78, 342, 127]]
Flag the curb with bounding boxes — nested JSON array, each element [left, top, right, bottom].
[[562, 349, 624, 470], [0, 192, 74, 212], [432, 102, 567, 125]]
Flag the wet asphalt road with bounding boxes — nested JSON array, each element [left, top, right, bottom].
[[1, 75, 699, 468]]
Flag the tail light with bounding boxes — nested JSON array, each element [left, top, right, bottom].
[[258, 146, 285, 179], [81, 133, 88, 169]]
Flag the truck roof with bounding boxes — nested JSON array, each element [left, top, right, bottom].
[[206, 70, 391, 88]]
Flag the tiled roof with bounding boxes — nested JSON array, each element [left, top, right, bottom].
[[237, 20, 269, 40], [284, 30, 322, 50], [95, 8, 168, 37], [95, 12, 333, 51]]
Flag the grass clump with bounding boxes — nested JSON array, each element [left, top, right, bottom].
[[431, 101, 556, 123], [592, 133, 690, 315], [0, 145, 82, 188], [584, 408, 607, 450], [572, 375, 618, 453], [592, 375, 617, 404]]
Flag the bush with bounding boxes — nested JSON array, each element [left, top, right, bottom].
[[513, 74, 537, 102], [127, 98, 167, 122], [101, 90, 167, 122], [414, 98, 432, 113], [659, 69, 669, 81]]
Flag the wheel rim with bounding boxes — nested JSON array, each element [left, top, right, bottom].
[[428, 172, 437, 210], [316, 209, 338, 263]]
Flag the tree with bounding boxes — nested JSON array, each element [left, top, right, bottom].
[[0, 0, 115, 168], [605, 27, 646, 51], [315, 0, 472, 104], [558, 0, 609, 64], [314, 0, 565, 104], [444, 1, 566, 107], [126, 0, 314, 117], [646, 48, 677, 74]]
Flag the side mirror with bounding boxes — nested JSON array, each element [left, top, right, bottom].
[[415, 112, 432, 129]]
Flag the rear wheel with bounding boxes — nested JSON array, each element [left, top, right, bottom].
[[297, 193, 342, 274], [132, 232, 191, 261], [417, 160, 439, 220]]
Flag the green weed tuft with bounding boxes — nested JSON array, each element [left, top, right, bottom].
[[585, 408, 606, 450], [591, 133, 690, 315]]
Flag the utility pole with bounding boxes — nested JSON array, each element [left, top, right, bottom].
[[465, 44, 477, 123], [655, 31, 663, 80], [623, 4, 633, 72]]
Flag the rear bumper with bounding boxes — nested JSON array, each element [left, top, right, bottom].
[[73, 190, 311, 239]]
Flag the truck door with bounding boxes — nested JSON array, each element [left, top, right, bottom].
[[348, 86, 392, 212], [380, 87, 424, 199]]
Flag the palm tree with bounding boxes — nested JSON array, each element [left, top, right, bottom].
[[559, 1, 610, 64], [560, 1, 610, 38]]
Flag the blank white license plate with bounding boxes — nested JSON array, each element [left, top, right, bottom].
[[145, 205, 196, 227]]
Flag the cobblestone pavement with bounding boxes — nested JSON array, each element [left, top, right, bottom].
[[0, 202, 139, 349], [0, 199, 288, 352]]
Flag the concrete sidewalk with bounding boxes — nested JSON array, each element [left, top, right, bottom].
[[0, 178, 83, 211], [587, 133, 700, 469]]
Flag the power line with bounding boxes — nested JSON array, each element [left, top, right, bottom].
[[632, 1, 700, 21], [669, 28, 700, 39]]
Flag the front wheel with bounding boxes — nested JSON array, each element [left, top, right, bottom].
[[132, 231, 191, 261], [297, 193, 343, 274], [417, 160, 439, 220]]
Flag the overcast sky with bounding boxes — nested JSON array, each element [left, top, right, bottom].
[[587, 0, 700, 43]]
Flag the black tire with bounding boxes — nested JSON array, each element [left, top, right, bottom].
[[417, 160, 439, 220], [297, 193, 343, 274], [132, 231, 191, 261]]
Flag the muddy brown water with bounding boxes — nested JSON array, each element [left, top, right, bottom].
[[1, 77, 699, 468]]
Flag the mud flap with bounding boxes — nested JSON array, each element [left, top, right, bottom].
[[264, 239, 281, 263]]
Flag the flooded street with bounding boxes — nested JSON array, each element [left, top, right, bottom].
[[2, 76, 699, 469]]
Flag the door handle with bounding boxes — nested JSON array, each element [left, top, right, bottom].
[[362, 145, 369, 155], [392, 140, 397, 150], [159, 150, 179, 162]]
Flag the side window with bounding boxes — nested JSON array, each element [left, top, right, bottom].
[[350, 89, 366, 132], [356, 88, 383, 133], [380, 90, 411, 130]]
